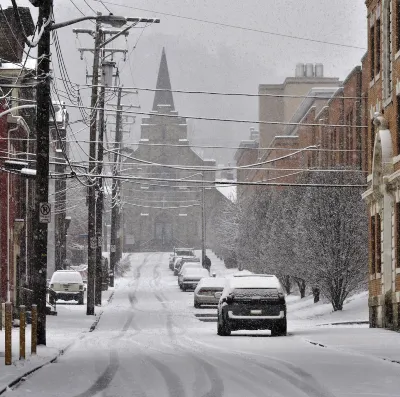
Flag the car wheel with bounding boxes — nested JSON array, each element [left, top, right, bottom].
[[182, 285, 186, 291], [194, 301, 201, 308], [78, 294, 84, 305], [218, 314, 231, 336], [271, 319, 287, 336]]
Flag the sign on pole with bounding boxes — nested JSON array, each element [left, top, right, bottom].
[[110, 245, 116, 253], [39, 203, 51, 223], [90, 237, 97, 249], [98, 237, 103, 247]]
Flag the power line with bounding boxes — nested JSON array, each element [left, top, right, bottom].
[[60, 171, 369, 188], [59, 138, 364, 153], [63, 103, 370, 129], [88, 0, 366, 50], [52, 78, 366, 100]]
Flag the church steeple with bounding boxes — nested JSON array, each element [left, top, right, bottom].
[[152, 48, 175, 111]]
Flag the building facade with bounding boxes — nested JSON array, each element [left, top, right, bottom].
[[362, 0, 400, 329], [259, 64, 341, 148], [122, 49, 227, 252], [0, 7, 36, 306]]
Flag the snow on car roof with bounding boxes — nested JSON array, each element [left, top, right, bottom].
[[50, 271, 83, 283], [183, 268, 209, 276], [229, 275, 280, 289], [181, 262, 202, 268], [197, 277, 227, 287], [182, 261, 202, 265]]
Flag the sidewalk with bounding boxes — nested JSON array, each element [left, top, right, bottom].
[[206, 250, 400, 364], [0, 288, 114, 394], [297, 326, 400, 364]]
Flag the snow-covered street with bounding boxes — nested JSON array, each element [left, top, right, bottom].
[[4, 252, 400, 397]]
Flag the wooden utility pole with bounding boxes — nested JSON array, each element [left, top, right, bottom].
[[109, 88, 123, 287], [86, 17, 102, 316], [33, 0, 53, 345]]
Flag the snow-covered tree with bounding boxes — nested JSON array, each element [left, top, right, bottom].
[[295, 170, 368, 310]]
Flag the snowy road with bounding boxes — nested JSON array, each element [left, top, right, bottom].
[[6, 253, 400, 397]]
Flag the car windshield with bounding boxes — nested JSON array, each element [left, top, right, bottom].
[[175, 250, 194, 257]]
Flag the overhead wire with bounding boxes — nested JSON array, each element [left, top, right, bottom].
[[88, 0, 366, 50]]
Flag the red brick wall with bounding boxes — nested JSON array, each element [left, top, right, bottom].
[[369, 277, 382, 296]]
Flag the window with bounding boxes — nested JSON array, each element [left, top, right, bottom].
[[370, 120, 376, 169], [397, 0, 400, 52], [397, 96, 400, 155], [376, 213, 382, 274], [370, 23, 375, 79], [397, 202, 400, 267], [371, 215, 376, 274], [377, 17, 381, 73], [383, 0, 393, 100]]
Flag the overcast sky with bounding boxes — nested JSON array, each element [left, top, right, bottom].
[[2, 0, 367, 163]]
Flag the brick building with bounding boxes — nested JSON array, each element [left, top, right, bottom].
[[237, 66, 367, 197], [0, 7, 36, 305], [362, 0, 400, 329]]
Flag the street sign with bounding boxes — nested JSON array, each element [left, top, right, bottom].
[[39, 203, 51, 223], [110, 245, 116, 252], [90, 237, 97, 249]]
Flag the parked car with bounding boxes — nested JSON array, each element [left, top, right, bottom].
[[180, 268, 209, 291], [169, 248, 196, 270], [49, 270, 85, 305], [174, 256, 200, 276], [194, 277, 227, 308], [178, 262, 203, 287], [216, 275, 287, 337]]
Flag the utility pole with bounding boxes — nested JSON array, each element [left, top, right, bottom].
[[109, 87, 122, 287], [201, 173, 206, 265], [86, 17, 102, 316], [33, 0, 52, 345]]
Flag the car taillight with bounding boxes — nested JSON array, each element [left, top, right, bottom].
[[79, 285, 83, 290], [50, 284, 54, 289]]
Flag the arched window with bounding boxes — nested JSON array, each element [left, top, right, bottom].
[[382, 0, 393, 101]]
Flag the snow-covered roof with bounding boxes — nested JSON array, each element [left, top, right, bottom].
[[183, 268, 209, 277], [216, 179, 237, 202], [1, 58, 36, 70], [50, 270, 83, 284]]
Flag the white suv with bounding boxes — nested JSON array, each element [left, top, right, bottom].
[[49, 270, 85, 305]]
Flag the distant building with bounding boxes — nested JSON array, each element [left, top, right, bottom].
[[237, 65, 366, 198], [258, 63, 341, 148], [121, 49, 228, 252]]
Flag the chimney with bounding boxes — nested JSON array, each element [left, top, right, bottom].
[[295, 63, 305, 77], [305, 63, 314, 78], [0, 7, 34, 63], [315, 63, 324, 78]]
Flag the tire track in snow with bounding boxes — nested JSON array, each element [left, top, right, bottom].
[[72, 253, 153, 397], [150, 257, 225, 397], [180, 333, 336, 397], [152, 254, 333, 397]]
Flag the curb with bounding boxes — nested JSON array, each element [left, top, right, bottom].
[[0, 292, 116, 394], [316, 320, 369, 327]]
